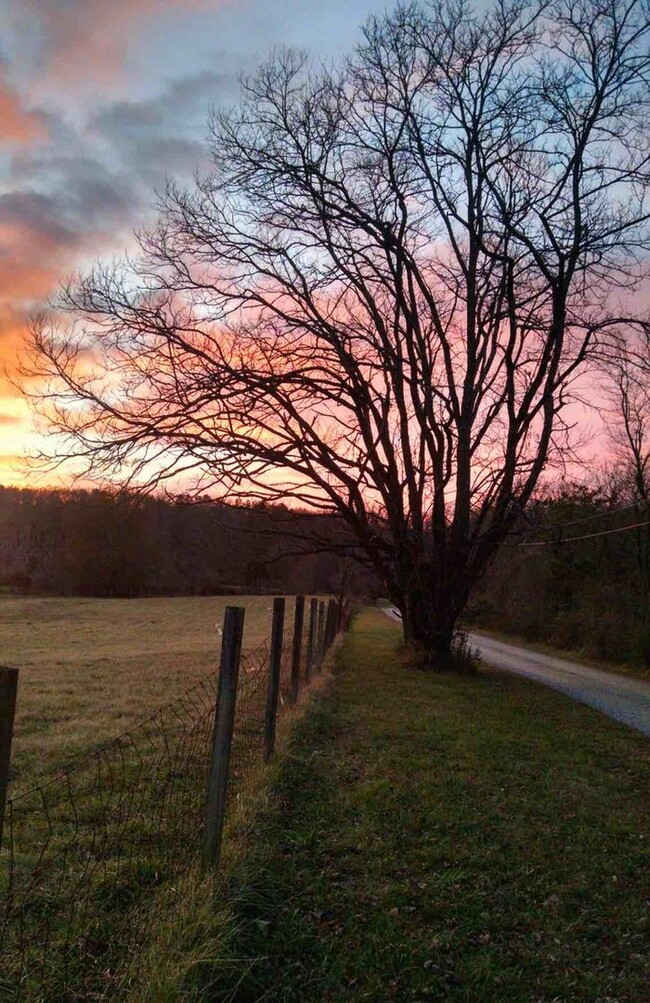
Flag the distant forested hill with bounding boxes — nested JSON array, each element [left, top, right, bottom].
[[0, 486, 377, 599]]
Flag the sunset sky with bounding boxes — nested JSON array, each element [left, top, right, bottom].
[[0, 0, 390, 486]]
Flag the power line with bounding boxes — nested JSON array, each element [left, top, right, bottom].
[[508, 501, 648, 546], [530, 501, 641, 532], [510, 502, 643, 540], [512, 518, 650, 547]]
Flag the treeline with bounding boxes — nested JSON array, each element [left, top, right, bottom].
[[6, 480, 648, 666], [470, 483, 650, 667], [0, 485, 377, 599]]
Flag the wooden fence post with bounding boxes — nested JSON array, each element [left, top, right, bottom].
[[290, 595, 305, 705], [306, 597, 317, 684], [317, 600, 326, 671], [202, 607, 245, 871], [324, 599, 330, 653], [326, 599, 336, 649], [0, 667, 18, 855], [264, 597, 285, 761]]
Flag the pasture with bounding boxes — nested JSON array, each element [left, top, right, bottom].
[[1, 594, 277, 790]]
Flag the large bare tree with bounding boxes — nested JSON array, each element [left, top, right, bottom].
[[26, 0, 650, 659]]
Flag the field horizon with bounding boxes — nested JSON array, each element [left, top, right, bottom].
[[2, 594, 292, 791]]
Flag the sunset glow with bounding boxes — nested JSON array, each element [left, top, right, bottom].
[[0, 0, 388, 487]]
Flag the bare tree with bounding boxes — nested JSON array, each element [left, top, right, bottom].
[[329, 556, 366, 624], [25, 0, 650, 660], [600, 325, 650, 593], [607, 333, 650, 506]]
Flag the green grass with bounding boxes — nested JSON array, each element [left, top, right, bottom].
[[120, 672, 334, 1003], [195, 609, 650, 1003]]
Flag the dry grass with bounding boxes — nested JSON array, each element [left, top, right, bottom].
[[0, 594, 284, 789], [0, 593, 325, 1001]]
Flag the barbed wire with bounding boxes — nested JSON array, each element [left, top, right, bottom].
[[0, 596, 341, 1001]]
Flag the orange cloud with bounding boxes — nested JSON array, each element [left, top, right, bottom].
[[0, 258, 60, 302], [0, 454, 26, 470], [0, 350, 52, 485], [0, 226, 61, 469], [0, 221, 63, 427], [0, 147, 139, 484], [0, 77, 46, 146]]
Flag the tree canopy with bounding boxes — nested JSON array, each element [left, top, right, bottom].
[[26, 0, 650, 657]]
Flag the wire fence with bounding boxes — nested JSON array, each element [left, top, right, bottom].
[[0, 595, 344, 1002]]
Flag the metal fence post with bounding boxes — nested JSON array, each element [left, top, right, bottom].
[[264, 597, 285, 761], [306, 597, 317, 683], [290, 595, 305, 705], [0, 667, 18, 854], [202, 606, 245, 871]]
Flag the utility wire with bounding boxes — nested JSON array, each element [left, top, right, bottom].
[[527, 501, 641, 532], [509, 501, 644, 540], [511, 518, 650, 547]]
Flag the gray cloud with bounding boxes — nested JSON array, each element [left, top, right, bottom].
[[0, 166, 136, 266], [89, 66, 246, 187], [0, 61, 247, 325], [3, 1, 217, 86], [0, 189, 77, 250], [0, 60, 249, 333], [6, 113, 141, 253], [93, 68, 242, 134]]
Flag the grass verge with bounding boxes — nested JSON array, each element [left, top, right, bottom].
[[194, 608, 649, 1003], [118, 671, 334, 1003]]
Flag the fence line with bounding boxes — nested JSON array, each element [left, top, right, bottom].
[[203, 604, 245, 871], [0, 595, 345, 1001], [0, 668, 18, 854]]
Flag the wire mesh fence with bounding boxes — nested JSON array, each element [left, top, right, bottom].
[[0, 595, 343, 1002]]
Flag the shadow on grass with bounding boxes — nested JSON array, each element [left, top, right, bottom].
[[168, 611, 650, 1003]]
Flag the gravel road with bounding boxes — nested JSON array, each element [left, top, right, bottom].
[[467, 632, 650, 737], [381, 607, 650, 737]]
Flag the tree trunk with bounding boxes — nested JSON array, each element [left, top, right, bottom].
[[399, 565, 460, 665]]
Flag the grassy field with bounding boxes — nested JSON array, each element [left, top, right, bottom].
[[1, 592, 312, 1001], [4, 602, 649, 1001], [1, 594, 279, 788], [188, 609, 650, 1003]]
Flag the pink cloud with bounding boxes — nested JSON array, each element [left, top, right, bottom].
[[20, 1, 228, 90]]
